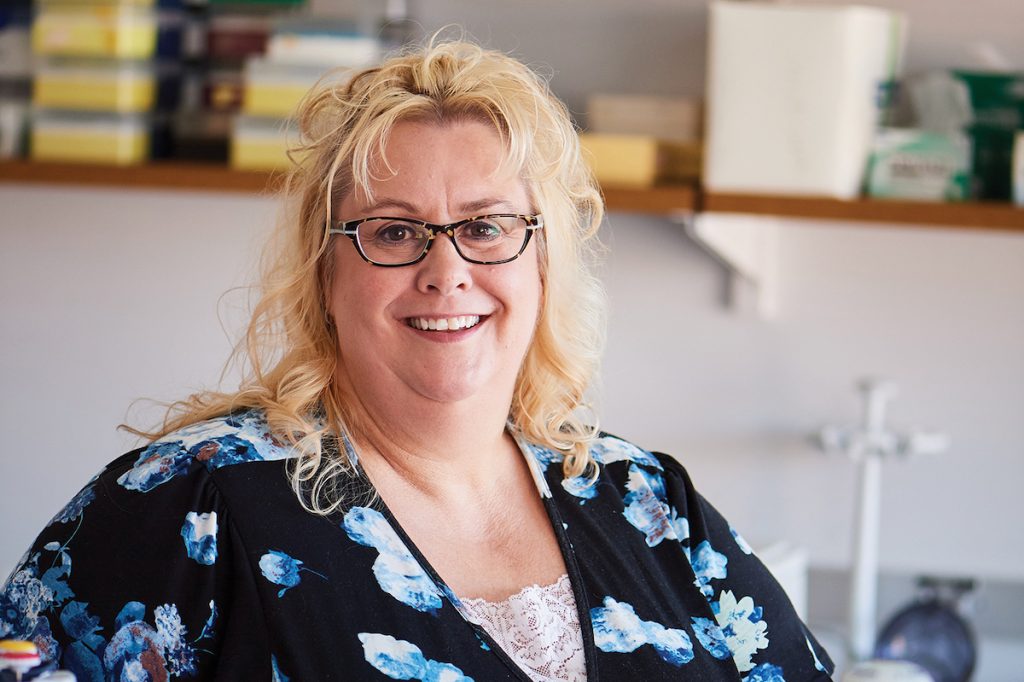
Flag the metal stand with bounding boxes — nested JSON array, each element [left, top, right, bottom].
[[815, 378, 949, 661]]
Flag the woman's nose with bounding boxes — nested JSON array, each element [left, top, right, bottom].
[[414, 233, 473, 295]]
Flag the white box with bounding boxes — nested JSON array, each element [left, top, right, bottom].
[[756, 542, 809, 620], [704, 1, 906, 198]]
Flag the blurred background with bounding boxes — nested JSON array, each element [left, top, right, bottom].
[[1, 0, 1022, 679]]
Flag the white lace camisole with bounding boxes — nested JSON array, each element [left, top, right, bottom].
[[458, 574, 587, 682]]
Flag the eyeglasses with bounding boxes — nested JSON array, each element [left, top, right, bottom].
[[330, 213, 543, 267]]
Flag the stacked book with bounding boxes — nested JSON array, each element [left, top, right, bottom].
[[580, 94, 703, 188], [172, 0, 308, 162], [230, 18, 380, 171], [0, 0, 32, 158], [29, 0, 185, 165]]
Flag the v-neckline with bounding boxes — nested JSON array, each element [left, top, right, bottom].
[[340, 432, 598, 681]]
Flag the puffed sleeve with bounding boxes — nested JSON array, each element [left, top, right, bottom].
[[0, 449, 272, 681], [658, 452, 836, 680]]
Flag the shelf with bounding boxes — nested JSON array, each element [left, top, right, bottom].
[[600, 184, 698, 217], [703, 192, 1024, 232], [1, 160, 1023, 232], [0, 160, 698, 214], [0, 160, 282, 194]]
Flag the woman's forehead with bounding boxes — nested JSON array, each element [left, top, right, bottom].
[[347, 120, 530, 215]]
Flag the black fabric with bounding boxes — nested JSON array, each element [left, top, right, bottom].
[[1, 412, 834, 681]]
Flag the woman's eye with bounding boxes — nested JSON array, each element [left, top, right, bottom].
[[377, 224, 414, 242], [463, 220, 502, 240]]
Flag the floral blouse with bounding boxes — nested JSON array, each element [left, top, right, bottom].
[[1, 411, 834, 681]]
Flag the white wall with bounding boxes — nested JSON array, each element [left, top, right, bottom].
[[0, 186, 276, 568], [3, 185, 1023, 586], [598, 213, 1024, 581]]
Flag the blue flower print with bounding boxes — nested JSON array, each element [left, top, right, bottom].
[[521, 441, 563, 471], [101, 601, 201, 681], [155, 603, 198, 676], [591, 436, 662, 469], [118, 411, 292, 493], [104, 609, 165, 680], [181, 512, 218, 565], [731, 527, 754, 555], [0, 553, 65, 662], [806, 636, 828, 673], [691, 540, 728, 598], [343, 507, 443, 614], [674, 514, 692, 560], [259, 550, 325, 598], [358, 632, 474, 682], [59, 601, 103, 650], [744, 662, 786, 682], [691, 617, 731, 660], [196, 600, 218, 642], [64, 640, 104, 680], [591, 597, 694, 666], [58, 600, 107, 681], [631, 464, 667, 499], [561, 475, 598, 501], [712, 590, 769, 673], [622, 464, 678, 547], [272, 654, 291, 682], [117, 441, 194, 494], [47, 483, 96, 527]]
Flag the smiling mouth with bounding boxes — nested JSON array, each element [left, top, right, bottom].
[[406, 315, 482, 332]]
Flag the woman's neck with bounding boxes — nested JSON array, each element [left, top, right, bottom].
[[337, 376, 521, 502]]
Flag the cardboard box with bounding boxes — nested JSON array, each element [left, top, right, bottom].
[[587, 94, 702, 143], [865, 128, 971, 201]]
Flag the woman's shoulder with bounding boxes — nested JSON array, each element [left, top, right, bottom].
[[114, 408, 299, 494], [520, 430, 695, 505], [519, 430, 671, 472]]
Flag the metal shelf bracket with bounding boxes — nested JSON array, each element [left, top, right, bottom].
[[673, 211, 781, 318]]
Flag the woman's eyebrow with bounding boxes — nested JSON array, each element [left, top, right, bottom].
[[456, 198, 518, 214], [360, 197, 519, 216], [360, 198, 419, 214]]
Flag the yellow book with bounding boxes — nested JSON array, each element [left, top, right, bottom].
[[242, 83, 310, 119], [34, 69, 155, 113], [32, 128, 148, 165], [33, 7, 156, 59], [579, 133, 702, 188]]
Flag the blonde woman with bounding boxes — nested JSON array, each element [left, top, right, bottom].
[[1, 41, 833, 681]]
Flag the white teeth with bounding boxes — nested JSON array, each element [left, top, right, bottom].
[[409, 315, 481, 331]]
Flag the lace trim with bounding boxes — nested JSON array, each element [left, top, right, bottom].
[[459, 574, 586, 682]]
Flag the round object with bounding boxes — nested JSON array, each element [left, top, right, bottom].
[[843, 660, 934, 682], [874, 600, 975, 682], [0, 640, 41, 674]]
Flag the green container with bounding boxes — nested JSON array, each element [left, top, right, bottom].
[[952, 70, 1024, 200]]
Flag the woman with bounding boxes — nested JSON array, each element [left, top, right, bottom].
[[1, 40, 833, 681]]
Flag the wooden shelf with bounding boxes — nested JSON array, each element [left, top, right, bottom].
[[1, 160, 1022, 232], [703, 192, 1024, 232], [0, 160, 697, 214], [600, 184, 698, 216], [0, 160, 282, 194]]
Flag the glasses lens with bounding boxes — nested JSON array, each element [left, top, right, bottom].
[[454, 216, 530, 263], [356, 219, 430, 264]]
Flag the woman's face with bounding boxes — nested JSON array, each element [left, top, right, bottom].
[[328, 119, 542, 409]]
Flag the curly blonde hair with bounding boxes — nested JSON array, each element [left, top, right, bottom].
[[137, 38, 606, 514]]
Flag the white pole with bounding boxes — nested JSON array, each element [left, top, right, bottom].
[[847, 379, 896, 661], [848, 450, 882, 660]]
